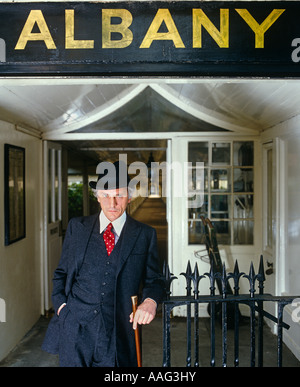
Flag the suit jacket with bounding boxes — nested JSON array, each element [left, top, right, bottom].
[[42, 213, 164, 366]]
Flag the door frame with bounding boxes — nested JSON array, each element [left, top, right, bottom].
[[43, 140, 63, 312]]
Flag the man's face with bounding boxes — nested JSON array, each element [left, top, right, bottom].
[[97, 187, 131, 222]]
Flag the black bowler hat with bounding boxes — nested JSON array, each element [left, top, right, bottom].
[[89, 160, 130, 190]]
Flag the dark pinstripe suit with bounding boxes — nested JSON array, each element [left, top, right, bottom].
[[42, 212, 164, 366]]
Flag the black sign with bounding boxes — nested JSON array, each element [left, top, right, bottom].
[[0, 1, 300, 76]]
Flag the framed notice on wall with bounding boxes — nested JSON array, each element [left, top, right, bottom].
[[4, 144, 25, 245]]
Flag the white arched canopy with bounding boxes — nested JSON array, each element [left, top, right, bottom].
[[1, 80, 300, 140]]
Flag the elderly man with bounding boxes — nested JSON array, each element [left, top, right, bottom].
[[42, 161, 164, 367]]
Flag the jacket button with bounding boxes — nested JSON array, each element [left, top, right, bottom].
[[94, 309, 98, 314]]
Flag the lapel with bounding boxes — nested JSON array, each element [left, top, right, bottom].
[[72, 213, 142, 276], [116, 215, 142, 276], [74, 213, 99, 272]]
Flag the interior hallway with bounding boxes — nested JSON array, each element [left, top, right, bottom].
[[131, 197, 168, 271], [0, 198, 299, 367]]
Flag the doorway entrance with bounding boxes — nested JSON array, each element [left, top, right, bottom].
[[62, 138, 169, 273]]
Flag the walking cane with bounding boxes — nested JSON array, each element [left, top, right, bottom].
[[131, 295, 142, 367]]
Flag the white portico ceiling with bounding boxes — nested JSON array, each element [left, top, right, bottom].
[[1, 81, 300, 141]]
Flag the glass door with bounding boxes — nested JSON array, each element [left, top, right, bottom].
[[167, 136, 259, 317], [188, 140, 254, 247]]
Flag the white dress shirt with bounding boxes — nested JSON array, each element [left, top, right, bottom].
[[99, 210, 127, 244]]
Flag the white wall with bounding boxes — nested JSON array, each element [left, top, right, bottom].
[[286, 135, 300, 296], [263, 117, 300, 361], [284, 131, 300, 360], [0, 122, 43, 360]]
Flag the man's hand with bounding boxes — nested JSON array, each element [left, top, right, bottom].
[[129, 298, 157, 330]]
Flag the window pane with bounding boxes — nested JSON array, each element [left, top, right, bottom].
[[68, 175, 84, 220], [55, 150, 59, 221], [233, 141, 254, 166], [212, 142, 230, 165], [189, 168, 208, 192], [188, 220, 205, 244], [234, 195, 253, 219], [210, 169, 231, 192], [234, 220, 254, 244], [188, 142, 209, 165], [188, 140, 254, 246], [188, 194, 208, 219], [211, 195, 230, 219], [233, 168, 254, 192], [213, 220, 231, 245]]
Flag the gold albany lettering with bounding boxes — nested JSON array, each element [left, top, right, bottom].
[[15, 8, 285, 50]]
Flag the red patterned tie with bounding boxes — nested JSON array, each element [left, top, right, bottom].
[[103, 223, 115, 256]]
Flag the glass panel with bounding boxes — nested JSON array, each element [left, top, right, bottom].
[[188, 140, 255, 246], [188, 194, 208, 219], [234, 220, 254, 244], [233, 168, 254, 192], [189, 168, 208, 192], [188, 220, 205, 244], [68, 175, 84, 220], [233, 141, 254, 166], [55, 150, 59, 221], [210, 169, 231, 192], [211, 195, 230, 219], [188, 142, 209, 165], [212, 142, 230, 165], [213, 220, 231, 245], [234, 195, 254, 219]]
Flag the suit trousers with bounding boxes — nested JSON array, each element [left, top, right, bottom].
[[58, 304, 116, 367]]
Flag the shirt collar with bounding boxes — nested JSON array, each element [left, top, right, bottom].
[[99, 210, 127, 237]]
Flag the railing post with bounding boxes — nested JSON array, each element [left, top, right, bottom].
[[191, 263, 204, 367], [162, 262, 176, 367], [181, 261, 192, 367], [206, 261, 216, 366], [249, 300, 256, 367], [277, 302, 287, 367], [229, 260, 244, 367], [244, 262, 257, 367], [257, 255, 265, 367], [220, 264, 227, 366], [162, 303, 172, 367]]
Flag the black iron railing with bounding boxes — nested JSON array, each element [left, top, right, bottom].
[[162, 256, 297, 367]]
